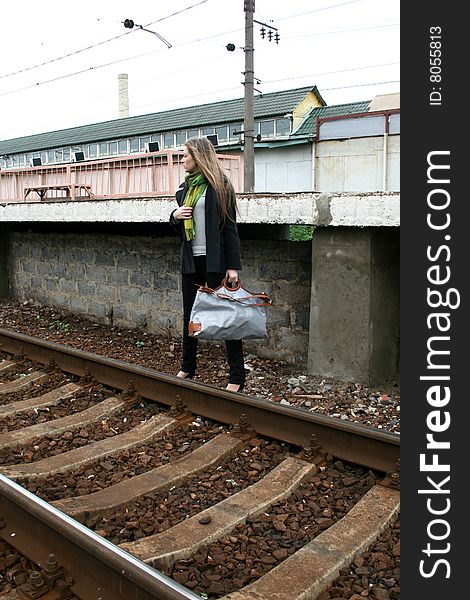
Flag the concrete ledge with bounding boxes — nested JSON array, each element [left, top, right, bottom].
[[0, 192, 400, 227]]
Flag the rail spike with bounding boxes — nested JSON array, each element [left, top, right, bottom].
[[232, 413, 254, 438], [43, 553, 61, 578], [122, 380, 141, 405], [300, 433, 326, 464], [380, 457, 400, 490], [79, 368, 98, 390], [14, 346, 26, 362], [46, 355, 58, 373], [18, 570, 49, 597], [169, 394, 186, 417]]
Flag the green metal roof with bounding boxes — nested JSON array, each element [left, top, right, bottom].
[[290, 100, 371, 138], [0, 85, 324, 155]]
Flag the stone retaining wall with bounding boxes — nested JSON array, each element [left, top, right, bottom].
[[7, 231, 311, 364]]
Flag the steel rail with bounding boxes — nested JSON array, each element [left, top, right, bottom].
[[0, 328, 399, 473], [0, 474, 200, 600]]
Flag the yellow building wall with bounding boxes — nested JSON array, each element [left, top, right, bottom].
[[292, 91, 323, 131]]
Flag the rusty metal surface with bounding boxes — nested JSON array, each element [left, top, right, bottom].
[[0, 475, 199, 600], [0, 328, 399, 473], [0, 151, 241, 202]]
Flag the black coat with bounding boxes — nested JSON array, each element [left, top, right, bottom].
[[170, 182, 242, 275]]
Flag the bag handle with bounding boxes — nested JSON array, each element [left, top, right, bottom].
[[221, 276, 241, 291], [214, 292, 272, 307], [196, 277, 240, 294], [196, 278, 272, 308]]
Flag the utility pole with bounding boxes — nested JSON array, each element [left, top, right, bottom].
[[243, 0, 255, 193]]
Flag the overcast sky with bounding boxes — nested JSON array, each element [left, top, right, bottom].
[[0, 0, 399, 141]]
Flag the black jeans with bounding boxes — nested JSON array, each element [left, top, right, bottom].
[[181, 256, 245, 385]]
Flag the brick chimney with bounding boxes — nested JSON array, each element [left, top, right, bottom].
[[118, 74, 129, 118]]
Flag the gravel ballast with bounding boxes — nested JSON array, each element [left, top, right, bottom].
[[0, 300, 400, 599]]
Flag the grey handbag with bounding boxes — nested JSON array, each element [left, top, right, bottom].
[[188, 278, 272, 340]]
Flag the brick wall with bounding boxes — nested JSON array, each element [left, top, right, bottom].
[[7, 231, 311, 365]]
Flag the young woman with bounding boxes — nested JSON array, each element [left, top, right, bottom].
[[169, 137, 244, 392]]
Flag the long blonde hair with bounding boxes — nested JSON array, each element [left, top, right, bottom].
[[184, 137, 236, 224]]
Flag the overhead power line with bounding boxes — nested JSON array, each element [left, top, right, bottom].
[[0, 0, 398, 104], [0, 0, 209, 80], [322, 79, 400, 91], [265, 61, 399, 84], [275, 0, 368, 21], [0, 31, 135, 80], [282, 22, 399, 40]]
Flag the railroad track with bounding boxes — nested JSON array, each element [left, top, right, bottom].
[[0, 328, 400, 600]]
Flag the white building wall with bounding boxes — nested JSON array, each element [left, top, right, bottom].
[[253, 135, 400, 194], [315, 135, 400, 192], [254, 146, 313, 192]]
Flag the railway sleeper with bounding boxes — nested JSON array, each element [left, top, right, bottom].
[[53, 433, 243, 521], [0, 396, 127, 453], [1, 413, 178, 481], [121, 456, 316, 568], [0, 372, 49, 395], [222, 485, 400, 600], [0, 360, 18, 375], [0, 383, 81, 419]]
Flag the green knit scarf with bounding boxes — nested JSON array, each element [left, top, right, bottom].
[[183, 171, 208, 241]]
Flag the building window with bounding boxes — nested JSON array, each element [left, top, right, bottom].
[[150, 134, 162, 146], [276, 117, 291, 136], [129, 138, 139, 153], [229, 123, 242, 142], [187, 129, 199, 140], [176, 131, 187, 146], [259, 120, 274, 138], [118, 140, 128, 154], [215, 125, 228, 142], [109, 141, 118, 155], [139, 137, 150, 152], [99, 142, 108, 156], [88, 144, 98, 158], [163, 132, 175, 149], [202, 127, 214, 137]]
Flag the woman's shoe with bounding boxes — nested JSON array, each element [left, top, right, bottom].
[[225, 382, 244, 393], [177, 370, 194, 380]]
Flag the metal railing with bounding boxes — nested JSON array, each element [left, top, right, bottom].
[[0, 150, 242, 203]]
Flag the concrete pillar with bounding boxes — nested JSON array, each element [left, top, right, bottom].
[[0, 228, 9, 299], [308, 227, 399, 384]]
